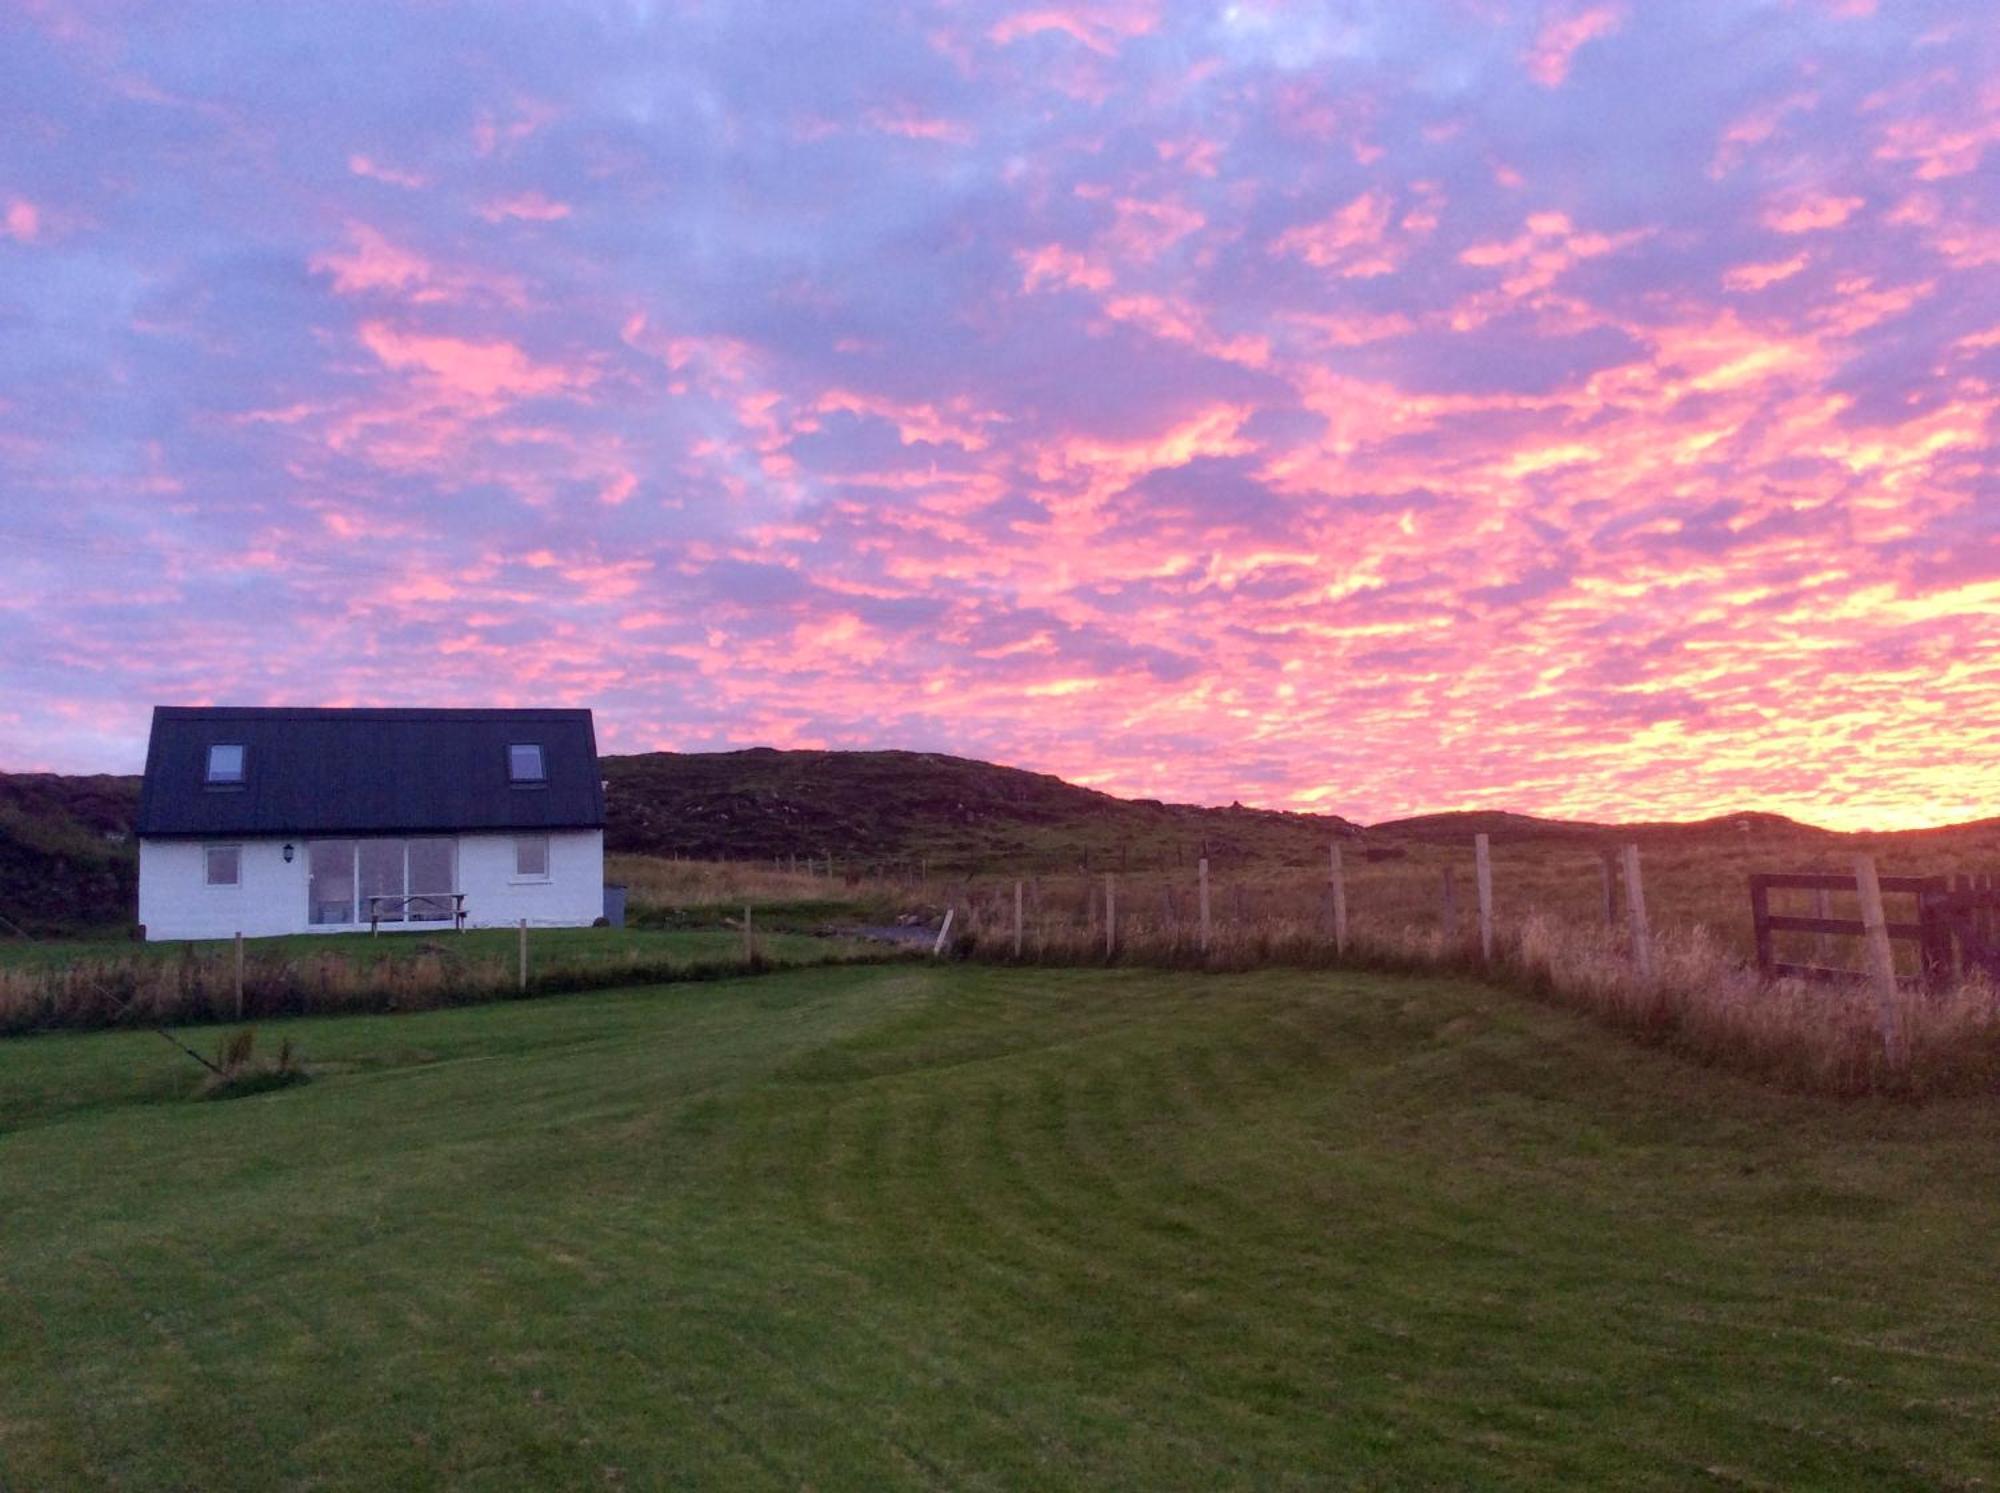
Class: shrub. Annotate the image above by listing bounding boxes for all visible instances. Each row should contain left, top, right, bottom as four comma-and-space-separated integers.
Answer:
198, 1028, 310, 1100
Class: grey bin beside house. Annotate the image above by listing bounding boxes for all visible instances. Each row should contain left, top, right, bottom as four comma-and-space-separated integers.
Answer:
134, 706, 607, 941
603, 884, 627, 928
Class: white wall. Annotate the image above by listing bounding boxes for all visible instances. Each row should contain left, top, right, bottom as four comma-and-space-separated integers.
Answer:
139, 830, 604, 940
139, 838, 308, 940
458, 830, 604, 931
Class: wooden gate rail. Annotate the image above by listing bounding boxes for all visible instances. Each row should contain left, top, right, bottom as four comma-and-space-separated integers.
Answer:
1750, 872, 1952, 992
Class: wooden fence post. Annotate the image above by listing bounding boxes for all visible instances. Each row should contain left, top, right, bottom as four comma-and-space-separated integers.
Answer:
1013, 880, 1024, 958
1750, 875, 1774, 977
1104, 872, 1116, 958
1441, 866, 1459, 945
234, 931, 244, 1020
1474, 834, 1494, 964
1198, 857, 1211, 953
1812, 886, 1834, 968
518, 918, 528, 993
1622, 845, 1652, 980
743, 904, 754, 962
1600, 849, 1618, 928
1917, 878, 1952, 994
1329, 843, 1348, 956
931, 908, 955, 957
1854, 855, 1902, 1063
1948, 873, 1966, 982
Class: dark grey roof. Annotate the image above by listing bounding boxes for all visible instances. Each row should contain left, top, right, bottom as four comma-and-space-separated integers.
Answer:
136, 707, 605, 838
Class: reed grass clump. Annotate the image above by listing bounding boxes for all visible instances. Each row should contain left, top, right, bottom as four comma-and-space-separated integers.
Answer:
198, 1028, 309, 1100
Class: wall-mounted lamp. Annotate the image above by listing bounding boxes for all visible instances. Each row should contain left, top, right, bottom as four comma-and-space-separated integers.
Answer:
282, 843, 295, 864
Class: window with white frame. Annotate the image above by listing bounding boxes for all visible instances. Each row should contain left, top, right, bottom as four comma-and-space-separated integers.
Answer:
206, 743, 245, 785
514, 835, 550, 879
204, 845, 241, 886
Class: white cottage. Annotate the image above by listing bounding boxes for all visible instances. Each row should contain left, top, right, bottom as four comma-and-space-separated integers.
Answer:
135, 706, 606, 940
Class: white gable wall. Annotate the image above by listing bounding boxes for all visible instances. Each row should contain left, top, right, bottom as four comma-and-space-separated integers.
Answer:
139, 838, 304, 940
138, 830, 604, 941
458, 830, 605, 931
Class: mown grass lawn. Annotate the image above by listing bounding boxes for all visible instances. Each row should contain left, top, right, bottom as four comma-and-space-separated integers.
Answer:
3, 964, 1998, 1489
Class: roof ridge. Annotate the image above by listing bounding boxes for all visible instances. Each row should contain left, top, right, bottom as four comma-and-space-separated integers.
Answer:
152, 706, 593, 717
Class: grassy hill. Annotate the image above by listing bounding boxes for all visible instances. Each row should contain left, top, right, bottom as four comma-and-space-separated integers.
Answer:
5, 962, 1999, 1487
603, 747, 1360, 871
0, 772, 140, 936
1368, 807, 1838, 846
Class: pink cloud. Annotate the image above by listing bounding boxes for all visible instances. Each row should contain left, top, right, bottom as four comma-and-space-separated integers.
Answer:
1017, 243, 1115, 292
1874, 112, 2000, 181
1156, 135, 1222, 178
347, 154, 428, 189
1269, 190, 1403, 278
357, 322, 590, 402
1457, 209, 1646, 297
1525, 4, 1626, 88
472, 99, 558, 158
1098, 293, 1270, 368
1100, 193, 1205, 262
987, 2, 1159, 55
1763, 192, 1865, 233
1709, 91, 1820, 177
311, 224, 435, 296
476, 191, 572, 223
310, 223, 528, 306
3, 199, 42, 243
815, 388, 998, 450
1724, 252, 1809, 291
862, 105, 974, 144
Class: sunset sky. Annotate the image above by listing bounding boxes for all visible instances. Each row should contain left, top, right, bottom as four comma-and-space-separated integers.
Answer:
1, 1, 1994, 829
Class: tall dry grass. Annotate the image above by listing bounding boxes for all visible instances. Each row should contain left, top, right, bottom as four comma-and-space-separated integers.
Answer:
942, 879, 2000, 1099
607, 854, 919, 922
0, 940, 901, 1038
945, 839, 2000, 976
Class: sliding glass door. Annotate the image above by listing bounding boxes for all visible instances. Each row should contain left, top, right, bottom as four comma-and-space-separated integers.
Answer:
307, 839, 457, 926
406, 839, 457, 921
358, 840, 405, 924
309, 840, 358, 926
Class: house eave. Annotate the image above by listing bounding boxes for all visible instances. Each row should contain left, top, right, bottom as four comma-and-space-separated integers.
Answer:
138, 822, 606, 841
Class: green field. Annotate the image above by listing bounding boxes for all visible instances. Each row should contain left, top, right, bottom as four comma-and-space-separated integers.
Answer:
4, 964, 1998, 1489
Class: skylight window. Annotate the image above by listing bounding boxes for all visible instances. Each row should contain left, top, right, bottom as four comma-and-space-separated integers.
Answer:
206, 743, 245, 785
508, 743, 547, 783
